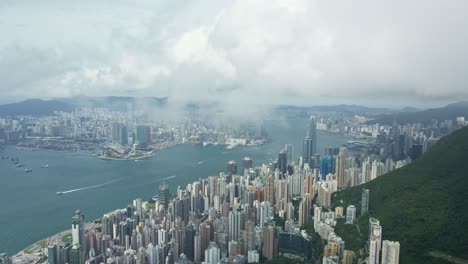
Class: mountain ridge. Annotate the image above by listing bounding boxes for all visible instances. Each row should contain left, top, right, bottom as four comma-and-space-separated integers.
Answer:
332, 126, 468, 263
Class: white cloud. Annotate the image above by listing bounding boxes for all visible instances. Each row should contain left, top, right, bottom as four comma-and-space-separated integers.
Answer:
0, 0, 467, 106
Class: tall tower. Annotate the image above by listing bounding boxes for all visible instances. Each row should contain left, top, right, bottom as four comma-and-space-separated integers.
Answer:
242, 157, 253, 172
277, 149, 288, 176
285, 144, 295, 165
159, 184, 170, 209
227, 160, 237, 182
72, 210, 85, 248
336, 152, 346, 188
302, 116, 316, 167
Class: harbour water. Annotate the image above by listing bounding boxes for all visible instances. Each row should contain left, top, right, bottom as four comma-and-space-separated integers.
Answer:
0, 118, 351, 254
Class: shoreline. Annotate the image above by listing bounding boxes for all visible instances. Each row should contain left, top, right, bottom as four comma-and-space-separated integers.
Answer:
12, 222, 101, 264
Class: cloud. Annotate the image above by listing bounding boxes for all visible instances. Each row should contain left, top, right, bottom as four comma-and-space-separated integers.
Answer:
0, 0, 468, 107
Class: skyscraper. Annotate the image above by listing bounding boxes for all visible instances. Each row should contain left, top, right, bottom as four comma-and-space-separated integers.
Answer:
136, 125, 151, 148
72, 210, 85, 249
381, 240, 400, 264
228, 210, 241, 242
69, 244, 81, 264
285, 144, 295, 165
302, 117, 316, 167
361, 189, 370, 216
227, 160, 237, 182
262, 225, 277, 260
369, 218, 382, 264
159, 184, 170, 209
204, 242, 220, 264
242, 157, 253, 171
336, 152, 346, 188
320, 156, 335, 180
346, 205, 356, 224
277, 149, 288, 176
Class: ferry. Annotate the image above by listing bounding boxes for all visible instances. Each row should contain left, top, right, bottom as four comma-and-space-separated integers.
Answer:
25, 168, 32, 173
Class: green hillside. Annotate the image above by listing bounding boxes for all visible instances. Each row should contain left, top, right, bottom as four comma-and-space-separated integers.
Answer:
332, 126, 468, 264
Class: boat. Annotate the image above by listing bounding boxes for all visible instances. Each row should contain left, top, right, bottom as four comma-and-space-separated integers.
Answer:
16, 163, 25, 167
40, 164, 49, 168
56, 192, 63, 195
25, 168, 32, 173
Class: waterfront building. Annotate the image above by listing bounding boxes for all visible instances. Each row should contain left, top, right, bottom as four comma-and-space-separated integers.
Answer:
72, 210, 85, 251
159, 184, 170, 210
242, 157, 253, 171
136, 125, 151, 148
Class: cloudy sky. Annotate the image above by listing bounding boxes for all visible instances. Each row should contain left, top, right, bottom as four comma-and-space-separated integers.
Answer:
0, 0, 467, 107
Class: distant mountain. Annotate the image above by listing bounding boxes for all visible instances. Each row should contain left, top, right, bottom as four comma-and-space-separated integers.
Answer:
0, 96, 169, 116
0, 99, 74, 116
400, 106, 420, 112
61, 96, 168, 110
277, 104, 396, 115
368, 101, 468, 125
332, 126, 468, 263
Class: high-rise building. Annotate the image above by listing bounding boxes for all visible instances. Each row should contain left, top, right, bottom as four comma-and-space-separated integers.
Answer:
336, 152, 346, 188
244, 220, 255, 254
312, 154, 321, 169
298, 200, 309, 226
112, 123, 128, 146
69, 244, 81, 264
361, 189, 370, 216
381, 240, 400, 264
285, 144, 295, 165
47, 243, 58, 264
159, 184, 170, 209
369, 218, 382, 264
204, 242, 220, 264
277, 149, 288, 176
320, 156, 335, 180
228, 210, 241, 242
262, 225, 277, 260
136, 125, 151, 148
72, 210, 85, 249
242, 157, 253, 171
342, 250, 355, 264
227, 160, 237, 182
302, 117, 316, 167
346, 205, 356, 224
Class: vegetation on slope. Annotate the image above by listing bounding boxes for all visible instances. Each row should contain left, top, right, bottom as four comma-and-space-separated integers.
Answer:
332, 126, 468, 263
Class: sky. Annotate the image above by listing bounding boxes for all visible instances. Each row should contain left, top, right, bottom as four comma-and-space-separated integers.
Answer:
0, 0, 467, 107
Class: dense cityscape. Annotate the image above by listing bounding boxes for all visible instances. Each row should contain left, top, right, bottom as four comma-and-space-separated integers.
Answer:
2, 1, 468, 263
1, 108, 466, 264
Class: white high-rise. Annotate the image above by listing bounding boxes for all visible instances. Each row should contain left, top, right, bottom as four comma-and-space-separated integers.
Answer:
369, 220, 382, 264
381, 240, 400, 264
204, 242, 220, 264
